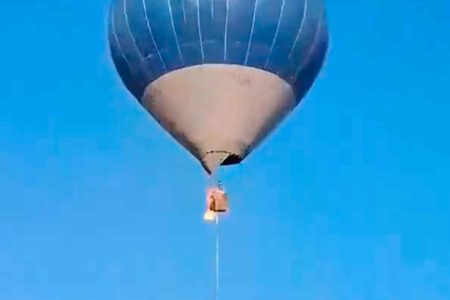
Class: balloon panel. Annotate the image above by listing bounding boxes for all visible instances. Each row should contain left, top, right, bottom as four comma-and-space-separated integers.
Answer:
108, 0, 328, 101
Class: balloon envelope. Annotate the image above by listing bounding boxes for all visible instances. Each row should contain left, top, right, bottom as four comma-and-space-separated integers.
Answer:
108, 0, 328, 173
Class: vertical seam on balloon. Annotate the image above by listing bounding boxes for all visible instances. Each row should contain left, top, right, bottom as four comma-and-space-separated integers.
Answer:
264, 0, 285, 69
111, 4, 130, 68
168, 0, 184, 63
124, 0, 145, 58
142, 0, 167, 72
111, 2, 143, 99
197, 0, 205, 61
181, 0, 187, 23
244, 0, 258, 65
211, 0, 214, 19
294, 16, 322, 80
224, 0, 229, 60
289, 0, 308, 58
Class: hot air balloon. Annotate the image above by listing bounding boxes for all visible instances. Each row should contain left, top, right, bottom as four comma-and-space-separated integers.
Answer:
108, 0, 328, 175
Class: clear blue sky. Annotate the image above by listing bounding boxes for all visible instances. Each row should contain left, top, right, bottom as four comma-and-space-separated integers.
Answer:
1, 0, 449, 299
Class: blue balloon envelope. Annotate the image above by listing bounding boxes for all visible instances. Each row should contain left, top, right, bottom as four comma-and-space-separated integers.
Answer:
108, 0, 328, 173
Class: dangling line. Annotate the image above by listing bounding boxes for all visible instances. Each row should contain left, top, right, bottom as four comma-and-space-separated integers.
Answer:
215, 214, 220, 300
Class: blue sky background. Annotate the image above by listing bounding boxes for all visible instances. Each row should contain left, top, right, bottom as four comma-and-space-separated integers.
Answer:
1, 0, 450, 299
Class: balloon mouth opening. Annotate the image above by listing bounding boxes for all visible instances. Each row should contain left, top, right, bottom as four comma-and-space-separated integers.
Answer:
202, 151, 243, 174
221, 154, 242, 166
